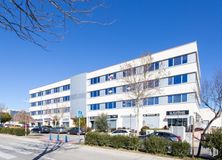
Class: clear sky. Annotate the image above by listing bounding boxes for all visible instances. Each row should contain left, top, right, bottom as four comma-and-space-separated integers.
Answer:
0, 0, 222, 110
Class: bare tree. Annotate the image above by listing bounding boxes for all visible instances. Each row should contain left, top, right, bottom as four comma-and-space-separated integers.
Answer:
120, 54, 167, 134
0, 0, 109, 48
197, 70, 222, 157
13, 110, 34, 135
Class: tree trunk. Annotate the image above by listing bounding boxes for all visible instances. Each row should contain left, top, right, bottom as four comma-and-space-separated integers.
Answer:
136, 101, 140, 136
197, 113, 220, 157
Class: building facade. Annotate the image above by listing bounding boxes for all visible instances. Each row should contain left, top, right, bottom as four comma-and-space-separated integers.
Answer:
29, 42, 201, 131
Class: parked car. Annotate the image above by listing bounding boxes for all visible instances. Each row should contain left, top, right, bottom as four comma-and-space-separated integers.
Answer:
67, 127, 85, 135
50, 127, 67, 134
30, 126, 51, 134
139, 131, 181, 142
0, 124, 4, 128
109, 129, 131, 136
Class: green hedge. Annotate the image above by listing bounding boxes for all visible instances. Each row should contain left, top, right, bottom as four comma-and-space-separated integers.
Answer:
0, 127, 28, 136
143, 136, 169, 154
171, 141, 190, 158
85, 132, 191, 158
85, 132, 140, 150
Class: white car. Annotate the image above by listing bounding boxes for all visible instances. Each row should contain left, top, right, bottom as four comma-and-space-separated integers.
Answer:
110, 129, 131, 136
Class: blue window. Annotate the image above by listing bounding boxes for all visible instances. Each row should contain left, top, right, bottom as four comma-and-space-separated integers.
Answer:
63, 84, 70, 91
31, 102, 36, 107
155, 62, 159, 70
174, 75, 181, 84
38, 101, 43, 106
174, 94, 181, 103
168, 96, 173, 103
122, 100, 135, 107
182, 74, 188, 83
123, 85, 131, 92
54, 98, 60, 103
106, 73, 116, 81
182, 94, 187, 102
54, 87, 60, 93
38, 91, 43, 96
91, 77, 100, 84
105, 102, 116, 109
38, 111, 43, 115
105, 87, 116, 95
31, 93, 36, 98
90, 104, 100, 110
63, 107, 70, 113
123, 68, 136, 77
63, 96, 70, 102
182, 55, 188, 64
45, 99, 51, 104
45, 89, 51, 95
90, 90, 100, 97
148, 63, 155, 71
174, 56, 182, 66
168, 94, 188, 104
168, 77, 173, 85
31, 111, 36, 116
168, 58, 173, 67
144, 97, 159, 105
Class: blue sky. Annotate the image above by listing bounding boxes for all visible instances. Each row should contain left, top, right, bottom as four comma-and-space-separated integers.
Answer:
0, 0, 222, 110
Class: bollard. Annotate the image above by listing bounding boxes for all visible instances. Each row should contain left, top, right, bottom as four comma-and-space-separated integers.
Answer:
56, 134, 60, 142
49, 134, 52, 141
65, 135, 68, 143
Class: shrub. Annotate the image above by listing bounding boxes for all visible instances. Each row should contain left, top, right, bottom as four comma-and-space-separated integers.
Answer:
143, 136, 169, 154
97, 133, 110, 146
0, 127, 26, 136
171, 141, 190, 158
202, 128, 222, 159
127, 136, 140, 150
109, 135, 128, 149
85, 132, 100, 145
140, 126, 149, 135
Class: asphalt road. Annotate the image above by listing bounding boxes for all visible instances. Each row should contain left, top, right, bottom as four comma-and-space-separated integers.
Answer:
0, 134, 177, 160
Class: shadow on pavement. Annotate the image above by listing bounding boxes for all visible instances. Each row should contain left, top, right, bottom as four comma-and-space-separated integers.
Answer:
32, 142, 63, 160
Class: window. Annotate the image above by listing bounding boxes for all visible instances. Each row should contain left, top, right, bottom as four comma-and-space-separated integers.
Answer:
182, 94, 187, 102
105, 87, 116, 95
38, 91, 43, 96
144, 62, 159, 72
38, 110, 43, 115
144, 79, 159, 89
144, 97, 159, 105
168, 58, 173, 67
63, 107, 70, 113
45, 89, 51, 95
63, 96, 70, 102
168, 77, 173, 85
90, 90, 100, 97
182, 74, 187, 83
174, 75, 181, 84
54, 108, 60, 113
91, 77, 100, 84
168, 94, 188, 103
122, 100, 135, 107
168, 55, 188, 67
38, 101, 43, 106
122, 85, 131, 92
90, 104, 100, 110
123, 68, 136, 77
63, 84, 70, 91
31, 111, 36, 115
174, 56, 182, 66
31, 93, 36, 98
105, 102, 116, 109
106, 73, 116, 81
54, 98, 60, 103
45, 99, 51, 104
31, 102, 36, 107
168, 74, 188, 85
168, 95, 173, 103
182, 55, 187, 64
54, 87, 60, 93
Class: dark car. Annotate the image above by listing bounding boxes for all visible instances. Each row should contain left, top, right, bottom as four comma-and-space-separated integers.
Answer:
67, 127, 85, 135
139, 131, 181, 142
0, 124, 4, 128
50, 127, 67, 134
31, 126, 51, 134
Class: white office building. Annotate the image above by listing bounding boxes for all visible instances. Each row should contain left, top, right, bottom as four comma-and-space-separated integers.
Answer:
29, 42, 201, 131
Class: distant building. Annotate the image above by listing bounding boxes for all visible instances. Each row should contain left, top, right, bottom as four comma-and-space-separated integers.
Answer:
29, 42, 204, 131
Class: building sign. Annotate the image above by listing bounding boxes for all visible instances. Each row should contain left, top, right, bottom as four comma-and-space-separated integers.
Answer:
166, 110, 189, 116
143, 114, 160, 117
89, 115, 118, 121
